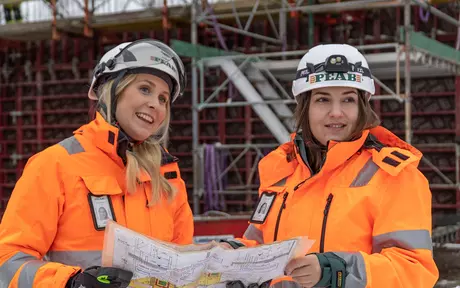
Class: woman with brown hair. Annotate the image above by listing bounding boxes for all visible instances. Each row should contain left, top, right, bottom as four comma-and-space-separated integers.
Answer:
221, 44, 439, 288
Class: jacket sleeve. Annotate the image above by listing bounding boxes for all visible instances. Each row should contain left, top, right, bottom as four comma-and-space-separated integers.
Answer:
171, 172, 194, 245
333, 167, 439, 288
0, 150, 81, 288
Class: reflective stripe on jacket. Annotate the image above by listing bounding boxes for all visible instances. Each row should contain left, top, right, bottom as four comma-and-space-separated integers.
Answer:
0, 112, 194, 287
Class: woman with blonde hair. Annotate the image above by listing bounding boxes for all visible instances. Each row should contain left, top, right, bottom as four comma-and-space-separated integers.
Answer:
0, 39, 193, 288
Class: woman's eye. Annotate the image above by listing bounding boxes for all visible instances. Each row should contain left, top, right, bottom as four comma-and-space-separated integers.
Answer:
159, 96, 168, 104
140, 86, 150, 94
316, 97, 328, 102
344, 97, 356, 103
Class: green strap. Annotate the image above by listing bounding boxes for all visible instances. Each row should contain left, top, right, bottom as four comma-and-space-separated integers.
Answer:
312, 253, 347, 288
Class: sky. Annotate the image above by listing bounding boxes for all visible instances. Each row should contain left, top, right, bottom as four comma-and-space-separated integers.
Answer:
1, 0, 227, 24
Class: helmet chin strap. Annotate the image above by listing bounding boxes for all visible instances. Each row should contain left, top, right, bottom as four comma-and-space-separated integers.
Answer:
97, 70, 144, 164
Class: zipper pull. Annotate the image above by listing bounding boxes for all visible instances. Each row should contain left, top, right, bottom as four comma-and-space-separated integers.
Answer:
324, 194, 333, 215
273, 192, 289, 242
320, 193, 334, 253
294, 179, 307, 191
282, 192, 288, 208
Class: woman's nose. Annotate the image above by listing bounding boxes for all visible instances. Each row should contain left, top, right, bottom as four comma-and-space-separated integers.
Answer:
328, 102, 344, 117
147, 95, 160, 109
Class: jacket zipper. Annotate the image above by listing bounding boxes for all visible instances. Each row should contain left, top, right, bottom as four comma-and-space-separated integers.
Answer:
294, 141, 337, 191
273, 192, 289, 242
320, 193, 334, 253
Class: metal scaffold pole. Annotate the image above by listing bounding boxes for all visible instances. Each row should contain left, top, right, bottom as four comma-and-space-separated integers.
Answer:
404, 0, 412, 144
191, 0, 201, 215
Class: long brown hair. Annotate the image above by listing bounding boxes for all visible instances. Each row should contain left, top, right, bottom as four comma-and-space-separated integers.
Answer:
294, 90, 380, 172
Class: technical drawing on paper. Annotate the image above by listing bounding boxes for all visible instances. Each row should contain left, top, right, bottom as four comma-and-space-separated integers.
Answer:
205, 239, 298, 285
112, 228, 175, 277
106, 224, 312, 288
215, 239, 295, 270
112, 227, 210, 286
129, 240, 173, 275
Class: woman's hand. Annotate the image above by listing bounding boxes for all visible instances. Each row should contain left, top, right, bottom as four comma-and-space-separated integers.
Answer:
218, 242, 235, 249
284, 254, 322, 288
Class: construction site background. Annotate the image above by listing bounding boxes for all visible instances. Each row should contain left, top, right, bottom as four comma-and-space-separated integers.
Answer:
0, 0, 459, 286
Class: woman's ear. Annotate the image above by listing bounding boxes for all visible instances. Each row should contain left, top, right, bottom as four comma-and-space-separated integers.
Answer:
88, 89, 98, 100
88, 82, 98, 100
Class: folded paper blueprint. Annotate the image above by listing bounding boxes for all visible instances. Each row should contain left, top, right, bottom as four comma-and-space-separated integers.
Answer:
102, 220, 314, 288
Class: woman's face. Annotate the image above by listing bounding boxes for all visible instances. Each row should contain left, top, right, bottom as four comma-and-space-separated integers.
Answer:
308, 86, 360, 146
115, 74, 170, 141
98, 207, 108, 220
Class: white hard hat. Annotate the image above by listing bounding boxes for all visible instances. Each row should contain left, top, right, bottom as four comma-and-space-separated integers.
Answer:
292, 44, 375, 100
88, 39, 186, 103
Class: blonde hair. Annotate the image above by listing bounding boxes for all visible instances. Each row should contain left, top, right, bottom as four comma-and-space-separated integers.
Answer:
294, 90, 381, 172
97, 74, 176, 205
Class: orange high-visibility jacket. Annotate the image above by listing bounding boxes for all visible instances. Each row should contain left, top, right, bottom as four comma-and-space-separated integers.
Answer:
0, 112, 194, 288
238, 126, 438, 288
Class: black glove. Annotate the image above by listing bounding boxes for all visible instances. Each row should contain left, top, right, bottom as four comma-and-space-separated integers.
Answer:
66, 266, 133, 288
226, 280, 272, 288
220, 240, 245, 249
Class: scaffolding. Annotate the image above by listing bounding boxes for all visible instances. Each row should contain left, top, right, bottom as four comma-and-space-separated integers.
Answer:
187, 0, 460, 234
0, 0, 195, 40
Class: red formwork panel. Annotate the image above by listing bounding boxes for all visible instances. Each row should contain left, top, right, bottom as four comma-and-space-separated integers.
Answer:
0, 38, 96, 216
194, 217, 249, 238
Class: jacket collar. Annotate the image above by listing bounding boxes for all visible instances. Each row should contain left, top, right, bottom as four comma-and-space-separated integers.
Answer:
292, 130, 369, 176
74, 112, 179, 182
322, 130, 370, 173
75, 112, 123, 165
259, 126, 422, 189
368, 126, 422, 159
